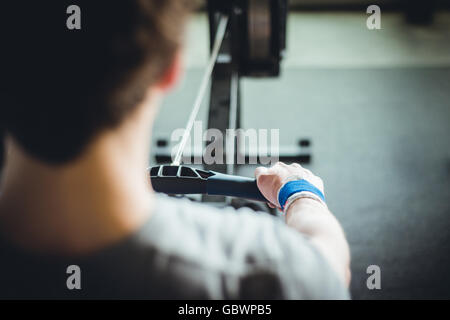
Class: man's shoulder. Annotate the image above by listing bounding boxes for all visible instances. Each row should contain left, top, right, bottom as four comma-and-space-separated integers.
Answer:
130, 195, 349, 299
139, 195, 286, 270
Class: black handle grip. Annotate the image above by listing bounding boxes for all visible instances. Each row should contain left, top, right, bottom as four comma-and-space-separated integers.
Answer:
207, 172, 266, 202
149, 165, 267, 202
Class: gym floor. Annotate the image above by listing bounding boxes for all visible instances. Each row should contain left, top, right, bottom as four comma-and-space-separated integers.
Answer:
152, 12, 450, 299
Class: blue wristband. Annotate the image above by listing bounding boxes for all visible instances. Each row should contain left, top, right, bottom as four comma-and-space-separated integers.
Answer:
278, 180, 325, 210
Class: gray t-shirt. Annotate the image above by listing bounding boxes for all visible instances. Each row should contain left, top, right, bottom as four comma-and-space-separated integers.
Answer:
0, 195, 349, 299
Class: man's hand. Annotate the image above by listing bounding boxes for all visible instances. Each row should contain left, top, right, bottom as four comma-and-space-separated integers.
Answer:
255, 162, 324, 209
255, 162, 351, 287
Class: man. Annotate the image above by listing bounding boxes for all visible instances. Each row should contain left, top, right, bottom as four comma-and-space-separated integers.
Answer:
0, 1, 350, 299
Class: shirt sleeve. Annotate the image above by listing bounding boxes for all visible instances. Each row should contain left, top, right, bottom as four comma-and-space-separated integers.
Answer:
150, 196, 350, 300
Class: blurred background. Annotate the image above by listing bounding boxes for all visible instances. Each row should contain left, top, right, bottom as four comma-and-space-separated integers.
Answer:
151, 0, 450, 299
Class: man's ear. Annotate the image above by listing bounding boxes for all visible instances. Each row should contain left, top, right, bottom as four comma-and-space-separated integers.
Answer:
155, 51, 183, 92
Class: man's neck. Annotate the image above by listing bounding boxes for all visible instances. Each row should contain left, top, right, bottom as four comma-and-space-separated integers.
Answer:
0, 100, 158, 256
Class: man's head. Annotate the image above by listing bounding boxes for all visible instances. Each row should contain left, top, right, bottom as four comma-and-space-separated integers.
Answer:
0, 1, 191, 166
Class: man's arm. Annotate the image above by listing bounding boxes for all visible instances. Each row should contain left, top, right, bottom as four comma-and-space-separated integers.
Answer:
255, 162, 351, 286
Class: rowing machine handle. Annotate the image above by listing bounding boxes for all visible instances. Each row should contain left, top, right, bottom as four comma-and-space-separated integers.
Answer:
207, 172, 266, 202
149, 165, 267, 202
